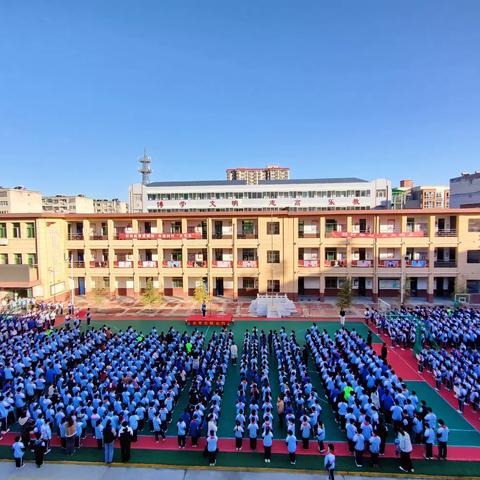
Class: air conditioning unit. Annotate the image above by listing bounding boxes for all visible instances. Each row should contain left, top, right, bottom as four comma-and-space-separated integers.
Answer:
0, 239, 8, 246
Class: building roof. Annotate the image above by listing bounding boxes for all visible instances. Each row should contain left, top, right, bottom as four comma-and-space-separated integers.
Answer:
147, 180, 247, 187
147, 177, 368, 187
258, 178, 368, 185
2, 207, 477, 221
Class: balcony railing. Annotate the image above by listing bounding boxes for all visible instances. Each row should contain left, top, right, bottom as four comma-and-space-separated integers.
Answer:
298, 231, 320, 239
114, 260, 133, 268
324, 259, 347, 267
237, 260, 258, 268
325, 225, 347, 237
67, 233, 84, 240
378, 259, 401, 268
162, 260, 182, 268
434, 260, 457, 268
212, 233, 233, 240
90, 261, 108, 268
298, 259, 319, 267
351, 259, 373, 268
71, 261, 85, 268
435, 229, 457, 237
187, 260, 207, 268
89, 234, 108, 240
212, 260, 233, 268
138, 260, 158, 268
237, 232, 258, 239
406, 260, 429, 268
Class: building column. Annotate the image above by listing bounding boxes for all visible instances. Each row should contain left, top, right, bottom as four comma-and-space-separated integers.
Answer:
372, 275, 378, 302
427, 275, 434, 303
319, 275, 325, 302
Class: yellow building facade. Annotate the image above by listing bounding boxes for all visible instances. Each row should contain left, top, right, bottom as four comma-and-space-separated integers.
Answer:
1, 209, 480, 303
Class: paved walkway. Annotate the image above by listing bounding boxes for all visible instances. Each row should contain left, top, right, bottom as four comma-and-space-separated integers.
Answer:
0, 462, 424, 480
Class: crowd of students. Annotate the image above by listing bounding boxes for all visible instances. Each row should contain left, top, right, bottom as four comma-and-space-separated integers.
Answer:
306, 324, 451, 472
0, 307, 210, 467
377, 306, 480, 417
1, 299, 465, 476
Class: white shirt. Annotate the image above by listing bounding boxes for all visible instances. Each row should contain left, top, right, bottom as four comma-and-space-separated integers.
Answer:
398, 432, 412, 453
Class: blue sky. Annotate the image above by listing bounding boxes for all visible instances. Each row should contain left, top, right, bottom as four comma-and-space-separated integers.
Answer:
0, 1, 479, 199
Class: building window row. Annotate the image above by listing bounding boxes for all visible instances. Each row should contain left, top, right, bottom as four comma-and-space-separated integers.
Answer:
147, 189, 372, 201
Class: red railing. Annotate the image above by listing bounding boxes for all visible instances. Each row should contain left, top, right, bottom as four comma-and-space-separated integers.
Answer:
324, 259, 347, 267
138, 260, 158, 268
90, 261, 109, 268
378, 259, 401, 268
187, 260, 207, 268
298, 259, 319, 267
351, 259, 373, 268
405, 260, 429, 267
113, 260, 133, 268
162, 260, 182, 268
237, 260, 258, 268
212, 260, 233, 268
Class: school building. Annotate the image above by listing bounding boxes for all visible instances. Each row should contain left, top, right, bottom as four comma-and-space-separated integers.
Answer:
1, 209, 480, 303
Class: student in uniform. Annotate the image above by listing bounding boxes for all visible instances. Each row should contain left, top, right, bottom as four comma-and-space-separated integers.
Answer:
11, 436, 25, 469
437, 420, 449, 460
369, 431, 381, 467
262, 426, 273, 463
324, 443, 336, 480
353, 431, 365, 467
316, 421, 326, 453
177, 417, 187, 448
424, 422, 435, 460
286, 430, 297, 465
207, 430, 218, 466
247, 418, 259, 450
300, 415, 311, 449
233, 420, 244, 451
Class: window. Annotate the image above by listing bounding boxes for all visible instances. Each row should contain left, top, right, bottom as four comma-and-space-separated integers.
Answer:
26, 223, 35, 238
325, 277, 338, 289
467, 280, 480, 294
267, 250, 280, 263
266, 222, 280, 235
0, 223, 6, 238
243, 278, 256, 289
467, 250, 480, 263
172, 278, 183, 288
267, 279, 280, 292
468, 219, 480, 232
0, 253, 7, 264
27, 253, 37, 266
12, 223, 21, 238
14, 253, 22, 264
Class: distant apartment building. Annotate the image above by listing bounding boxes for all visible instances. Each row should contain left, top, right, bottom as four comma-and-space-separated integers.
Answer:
450, 172, 480, 208
94, 198, 128, 214
391, 180, 449, 209
43, 195, 95, 214
226, 164, 290, 184
0, 187, 43, 214
129, 177, 391, 213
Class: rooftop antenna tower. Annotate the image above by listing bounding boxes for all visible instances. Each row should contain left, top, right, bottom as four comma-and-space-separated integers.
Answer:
138, 148, 152, 185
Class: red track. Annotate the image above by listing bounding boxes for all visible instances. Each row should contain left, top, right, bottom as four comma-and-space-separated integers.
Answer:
1, 432, 478, 461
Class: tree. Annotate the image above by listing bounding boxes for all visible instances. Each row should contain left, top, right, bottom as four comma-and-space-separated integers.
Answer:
140, 278, 163, 306
193, 281, 209, 304
336, 279, 353, 310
